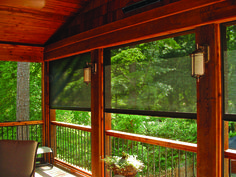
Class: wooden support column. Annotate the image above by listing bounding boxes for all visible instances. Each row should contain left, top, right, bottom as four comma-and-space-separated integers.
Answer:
91, 49, 104, 177
42, 61, 50, 148
196, 24, 223, 177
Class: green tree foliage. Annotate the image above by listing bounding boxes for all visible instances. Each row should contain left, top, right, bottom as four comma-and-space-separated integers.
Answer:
0, 61, 42, 122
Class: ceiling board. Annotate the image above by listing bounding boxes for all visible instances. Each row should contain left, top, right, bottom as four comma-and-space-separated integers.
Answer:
0, 0, 90, 45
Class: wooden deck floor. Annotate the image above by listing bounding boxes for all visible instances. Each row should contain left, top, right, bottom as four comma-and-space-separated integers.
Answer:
35, 166, 77, 177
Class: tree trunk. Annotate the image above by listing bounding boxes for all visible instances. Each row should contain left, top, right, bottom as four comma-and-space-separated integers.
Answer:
16, 62, 30, 140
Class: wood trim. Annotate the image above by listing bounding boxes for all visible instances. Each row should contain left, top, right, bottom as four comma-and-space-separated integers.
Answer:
54, 158, 92, 177
41, 61, 46, 147
91, 49, 104, 177
225, 149, 236, 159
0, 44, 44, 62
44, 1, 236, 61
51, 121, 92, 132
0, 120, 43, 127
196, 24, 223, 177
106, 130, 197, 153
44, 61, 50, 147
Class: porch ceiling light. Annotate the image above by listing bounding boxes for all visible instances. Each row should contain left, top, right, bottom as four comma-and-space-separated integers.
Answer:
83, 62, 97, 85
190, 44, 210, 81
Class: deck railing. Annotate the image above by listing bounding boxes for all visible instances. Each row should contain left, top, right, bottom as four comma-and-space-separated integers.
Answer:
51, 121, 92, 176
106, 130, 197, 177
2, 121, 236, 176
0, 120, 43, 144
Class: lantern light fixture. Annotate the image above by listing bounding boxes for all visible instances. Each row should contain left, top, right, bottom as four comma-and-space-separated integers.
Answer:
83, 62, 97, 85
190, 44, 210, 81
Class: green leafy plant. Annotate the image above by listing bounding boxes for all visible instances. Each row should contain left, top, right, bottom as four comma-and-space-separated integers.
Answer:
103, 152, 144, 176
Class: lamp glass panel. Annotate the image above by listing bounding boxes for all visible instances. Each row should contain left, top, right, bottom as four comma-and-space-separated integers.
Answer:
84, 67, 91, 83
192, 53, 204, 76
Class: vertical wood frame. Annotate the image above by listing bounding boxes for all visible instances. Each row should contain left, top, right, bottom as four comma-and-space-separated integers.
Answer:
196, 24, 223, 177
43, 61, 51, 147
91, 49, 104, 177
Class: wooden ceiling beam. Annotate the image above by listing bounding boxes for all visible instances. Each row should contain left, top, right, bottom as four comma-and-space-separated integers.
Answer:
45, 0, 225, 53
0, 44, 44, 62
44, 1, 235, 61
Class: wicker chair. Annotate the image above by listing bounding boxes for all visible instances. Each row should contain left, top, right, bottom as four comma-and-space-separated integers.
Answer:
0, 140, 39, 177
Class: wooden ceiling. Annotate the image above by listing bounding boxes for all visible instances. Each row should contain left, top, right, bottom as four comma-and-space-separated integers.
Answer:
0, 0, 90, 46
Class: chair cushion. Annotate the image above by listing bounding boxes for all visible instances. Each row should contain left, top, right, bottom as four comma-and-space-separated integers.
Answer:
0, 140, 38, 177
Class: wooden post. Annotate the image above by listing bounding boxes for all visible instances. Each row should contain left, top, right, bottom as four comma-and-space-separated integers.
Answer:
42, 61, 51, 163
196, 24, 223, 177
91, 49, 104, 177
50, 109, 57, 158
104, 49, 112, 177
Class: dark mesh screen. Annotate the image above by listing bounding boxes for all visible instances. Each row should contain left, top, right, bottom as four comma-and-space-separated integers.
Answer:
224, 25, 236, 114
105, 34, 196, 113
49, 53, 91, 109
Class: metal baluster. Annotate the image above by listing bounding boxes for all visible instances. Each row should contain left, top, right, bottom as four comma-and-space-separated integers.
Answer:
27, 125, 29, 140
80, 130, 82, 167
82, 130, 84, 168
85, 130, 87, 169
153, 145, 155, 176
117, 138, 119, 155
71, 128, 73, 164
147, 144, 149, 177
63, 127, 66, 161
142, 142, 144, 177
7, 126, 9, 139
11, 127, 14, 140
193, 152, 195, 177
36, 125, 38, 142
172, 148, 174, 177
185, 151, 187, 177
178, 150, 181, 177
122, 138, 124, 153
76, 129, 78, 166
165, 147, 167, 177
159, 146, 161, 177
30, 125, 32, 140
131, 141, 133, 154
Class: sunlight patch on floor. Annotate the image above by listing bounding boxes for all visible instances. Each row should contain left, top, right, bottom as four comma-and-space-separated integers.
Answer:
35, 166, 77, 177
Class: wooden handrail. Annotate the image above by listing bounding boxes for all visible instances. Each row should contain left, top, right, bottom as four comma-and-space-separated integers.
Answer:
225, 149, 236, 159
51, 121, 91, 132
106, 130, 197, 153
0, 120, 43, 127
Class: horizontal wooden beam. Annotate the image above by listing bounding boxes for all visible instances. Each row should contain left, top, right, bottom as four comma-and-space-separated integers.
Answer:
45, 0, 223, 53
51, 121, 91, 132
44, 0, 234, 61
0, 120, 43, 127
0, 44, 44, 62
106, 130, 197, 153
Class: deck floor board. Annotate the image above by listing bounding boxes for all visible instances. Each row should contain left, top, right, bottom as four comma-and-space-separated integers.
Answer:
35, 166, 77, 177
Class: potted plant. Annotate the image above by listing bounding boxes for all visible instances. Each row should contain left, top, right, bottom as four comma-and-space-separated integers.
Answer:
103, 152, 144, 177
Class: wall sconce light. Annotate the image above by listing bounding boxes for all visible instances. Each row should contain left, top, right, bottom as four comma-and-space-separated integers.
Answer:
190, 44, 210, 80
83, 62, 97, 85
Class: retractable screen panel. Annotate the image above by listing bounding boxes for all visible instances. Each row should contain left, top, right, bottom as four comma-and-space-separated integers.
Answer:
49, 53, 91, 109
224, 24, 236, 114
105, 33, 196, 113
